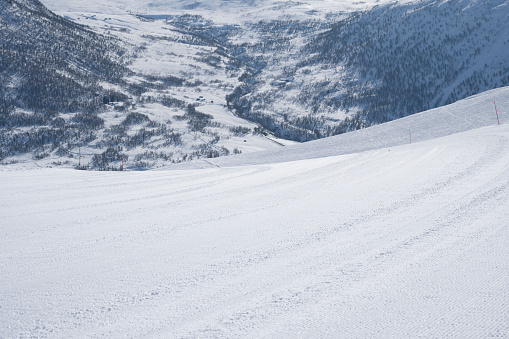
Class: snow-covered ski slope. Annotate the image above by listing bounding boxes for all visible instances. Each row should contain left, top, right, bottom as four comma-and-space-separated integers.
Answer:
1, 87, 509, 337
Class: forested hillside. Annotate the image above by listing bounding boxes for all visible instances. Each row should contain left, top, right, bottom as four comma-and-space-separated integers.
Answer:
2, 0, 508, 168
227, 0, 509, 140
0, 0, 129, 113
0, 1, 276, 169
0, 0, 131, 161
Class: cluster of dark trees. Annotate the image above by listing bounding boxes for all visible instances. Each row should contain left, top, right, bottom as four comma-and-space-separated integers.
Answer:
0, 0, 129, 115
91, 146, 128, 170
164, 14, 241, 47
101, 113, 183, 150
184, 104, 213, 132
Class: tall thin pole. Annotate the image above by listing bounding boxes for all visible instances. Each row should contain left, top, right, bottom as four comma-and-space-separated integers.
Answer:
495, 102, 500, 125
79, 146, 81, 170
409, 129, 412, 144
122, 155, 124, 172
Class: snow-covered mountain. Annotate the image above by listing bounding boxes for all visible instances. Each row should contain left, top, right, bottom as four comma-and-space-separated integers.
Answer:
1, 0, 293, 169
2, 86, 508, 337
1, 0, 508, 169
227, 0, 509, 140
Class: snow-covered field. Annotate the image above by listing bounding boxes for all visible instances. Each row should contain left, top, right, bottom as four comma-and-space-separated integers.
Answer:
43, 0, 399, 22
1, 87, 509, 337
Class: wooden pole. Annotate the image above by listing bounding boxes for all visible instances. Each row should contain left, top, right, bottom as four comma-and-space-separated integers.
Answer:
495, 102, 500, 125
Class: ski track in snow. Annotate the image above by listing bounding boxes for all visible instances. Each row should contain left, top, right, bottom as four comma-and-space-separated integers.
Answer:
1, 88, 509, 337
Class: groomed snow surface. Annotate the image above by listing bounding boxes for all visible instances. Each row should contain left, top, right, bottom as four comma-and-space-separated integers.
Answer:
2, 88, 509, 337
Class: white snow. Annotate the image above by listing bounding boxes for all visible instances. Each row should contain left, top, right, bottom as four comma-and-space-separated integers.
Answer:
42, 0, 409, 23
1, 87, 509, 337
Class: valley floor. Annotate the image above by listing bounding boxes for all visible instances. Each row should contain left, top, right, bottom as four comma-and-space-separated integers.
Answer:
1, 122, 509, 337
